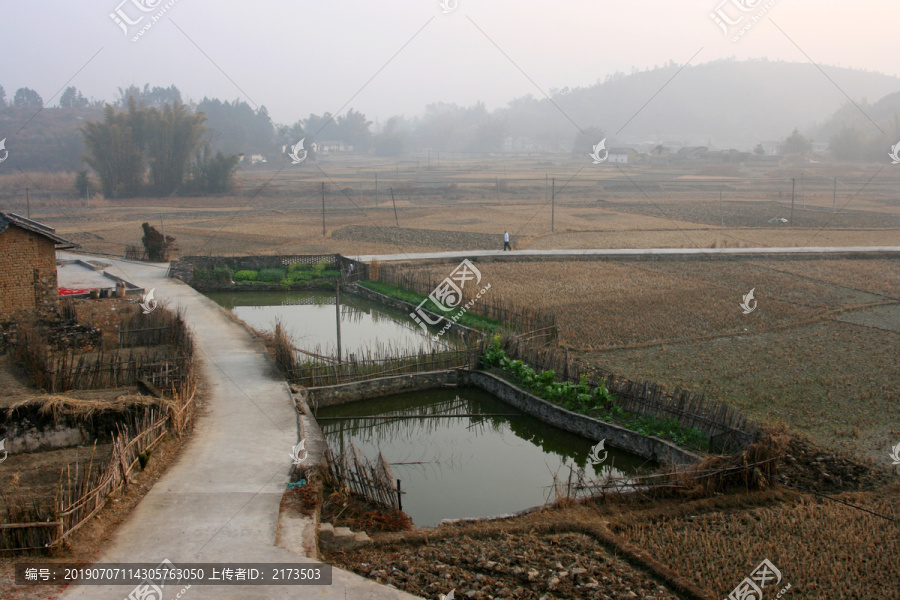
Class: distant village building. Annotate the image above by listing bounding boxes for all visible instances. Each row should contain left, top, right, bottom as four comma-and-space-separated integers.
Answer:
502, 136, 566, 154
0, 212, 78, 320
608, 148, 637, 164
676, 146, 709, 161
316, 141, 352, 153
250, 154, 267, 164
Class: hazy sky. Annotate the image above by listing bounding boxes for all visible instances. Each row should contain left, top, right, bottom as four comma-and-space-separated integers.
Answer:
3, 1, 898, 128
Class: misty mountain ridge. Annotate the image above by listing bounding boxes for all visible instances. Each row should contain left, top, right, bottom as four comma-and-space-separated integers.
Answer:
495, 59, 900, 151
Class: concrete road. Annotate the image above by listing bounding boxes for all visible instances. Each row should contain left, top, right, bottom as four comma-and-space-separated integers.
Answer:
56, 254, 420, 600
351, 245, 900, 263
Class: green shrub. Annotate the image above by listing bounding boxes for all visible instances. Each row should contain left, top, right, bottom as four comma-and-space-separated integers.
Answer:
258, 268, 287, 282
288, 262, 311, 273
482, 346, 708, 450
322, 269, 341, 279
312, 259, 331, 278
213, 265, 233, 282
291, 271, 315, 282
193, 266, 212, 280
234, 270, 258, 281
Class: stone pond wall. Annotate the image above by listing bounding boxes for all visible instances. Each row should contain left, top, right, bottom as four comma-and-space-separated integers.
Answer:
168, 254, 368, 288
302, 369, 699, 465
304, 370, 458, 409
460, 371, 699, 465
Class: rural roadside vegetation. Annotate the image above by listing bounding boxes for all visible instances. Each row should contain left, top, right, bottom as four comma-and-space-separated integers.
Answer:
1, 298, 199, 598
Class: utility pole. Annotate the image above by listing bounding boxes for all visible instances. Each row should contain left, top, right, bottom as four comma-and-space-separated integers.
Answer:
390, 187, 399, 226
720, 190, 724, 227
335, 281, 342, 364
25, 188, 30, 219
801, 170, 805, 210
321, 182, 326, 236
790, 178, 795, 224
551, 177, 556, 233
159, 214, 167, 259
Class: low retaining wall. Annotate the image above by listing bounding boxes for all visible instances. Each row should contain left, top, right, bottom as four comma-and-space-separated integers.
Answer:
189, 280, 338, 293
302, 369, 699, 465
460, 371, 699, 465
169, 254, 369, 286
305, 370, 458, 409
0, 403, 149, 453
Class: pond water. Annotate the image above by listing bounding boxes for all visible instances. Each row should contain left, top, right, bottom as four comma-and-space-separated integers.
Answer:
206, 290, 444, 356
317, 387, 651, 527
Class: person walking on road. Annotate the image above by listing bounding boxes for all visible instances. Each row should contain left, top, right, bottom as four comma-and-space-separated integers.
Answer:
503, 231, 511, 251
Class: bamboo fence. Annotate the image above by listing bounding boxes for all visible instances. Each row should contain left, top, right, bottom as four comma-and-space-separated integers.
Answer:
2, 309, 197, 554
11, 307, 193, 393
0, 376, 198, 553
556, 456, 780, 502
273, 323, 483, 387
502, 336, 758, 449
376, 264, 557, 342
325, 445, 402, 511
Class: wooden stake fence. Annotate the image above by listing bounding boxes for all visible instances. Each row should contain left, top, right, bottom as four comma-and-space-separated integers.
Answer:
377, 265, 557, 342
325, 445, 403, 511
502, 336, 757, 447
1, 373, 198, 553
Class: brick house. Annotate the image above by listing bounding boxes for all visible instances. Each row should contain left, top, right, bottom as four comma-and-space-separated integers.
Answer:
0, 212, 78, 321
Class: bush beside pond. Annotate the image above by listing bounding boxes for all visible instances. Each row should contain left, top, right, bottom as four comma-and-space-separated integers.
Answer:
482, 340, 707, 451
194, 259, 340, 288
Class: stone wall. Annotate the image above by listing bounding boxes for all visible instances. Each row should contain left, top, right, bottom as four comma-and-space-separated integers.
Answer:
169, 254, 341, 284
302, 369, 699, 465
0, 226, 58, 320
304, 370, 458, 409
460, 371, 699, 465
1, 402, 150, 453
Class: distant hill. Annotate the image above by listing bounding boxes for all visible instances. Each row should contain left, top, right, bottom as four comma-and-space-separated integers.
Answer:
497, 59, 900, 151
810, 92, 900, 143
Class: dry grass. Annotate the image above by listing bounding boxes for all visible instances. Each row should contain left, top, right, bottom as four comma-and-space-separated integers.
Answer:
612, 488, 900, 598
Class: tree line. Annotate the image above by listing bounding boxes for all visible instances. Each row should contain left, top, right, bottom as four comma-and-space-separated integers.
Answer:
81, 98, 238, 198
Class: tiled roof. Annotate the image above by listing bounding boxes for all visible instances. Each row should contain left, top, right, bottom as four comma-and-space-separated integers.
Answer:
0, 212, 80, 249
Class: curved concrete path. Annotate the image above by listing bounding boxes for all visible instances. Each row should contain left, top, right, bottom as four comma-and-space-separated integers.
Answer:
353, 245, 900, 263
57, 253, 419, 600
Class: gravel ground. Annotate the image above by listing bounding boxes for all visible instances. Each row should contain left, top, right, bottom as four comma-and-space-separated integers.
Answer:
328, 531, 680, 600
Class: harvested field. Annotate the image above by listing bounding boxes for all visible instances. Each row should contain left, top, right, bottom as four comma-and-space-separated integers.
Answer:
612, 489, 900, 599
397, 259, 900, 462
5, 158, 892, 258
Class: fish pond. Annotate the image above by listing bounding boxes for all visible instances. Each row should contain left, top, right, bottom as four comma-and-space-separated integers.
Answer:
206, 290, 444, 356
317, 387, 650, 527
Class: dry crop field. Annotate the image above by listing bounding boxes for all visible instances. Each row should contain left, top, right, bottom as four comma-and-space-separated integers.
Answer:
3, 156, 897, 459
610, 490, 900, 598
2, 156, 899, 257
402, 258, 900, 463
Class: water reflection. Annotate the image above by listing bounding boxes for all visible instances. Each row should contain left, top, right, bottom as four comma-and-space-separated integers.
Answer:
206, 290, 447, 356
317, 387, 652, 526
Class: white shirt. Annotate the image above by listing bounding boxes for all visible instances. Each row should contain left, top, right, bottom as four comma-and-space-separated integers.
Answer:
504, 232, 509, 242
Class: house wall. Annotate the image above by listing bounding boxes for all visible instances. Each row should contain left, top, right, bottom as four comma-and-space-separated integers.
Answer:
0, 226, 58, 320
